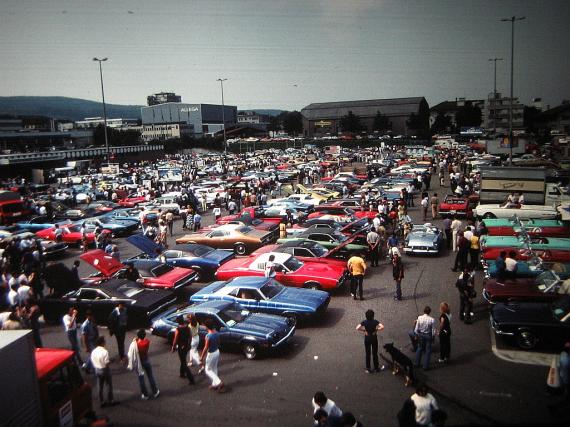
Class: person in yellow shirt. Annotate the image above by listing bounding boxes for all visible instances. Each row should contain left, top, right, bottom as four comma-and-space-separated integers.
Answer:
469, 233, 480, 270
348, 253, 367, 301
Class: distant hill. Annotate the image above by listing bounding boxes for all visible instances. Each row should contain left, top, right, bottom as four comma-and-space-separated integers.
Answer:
0, 96, 143, 121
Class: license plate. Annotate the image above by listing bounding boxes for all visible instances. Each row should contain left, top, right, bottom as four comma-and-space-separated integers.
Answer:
12, 212, 21, 217
449, 210, 456, 214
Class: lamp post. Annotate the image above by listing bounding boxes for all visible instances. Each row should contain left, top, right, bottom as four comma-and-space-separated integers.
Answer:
217, 78, 228, 155
488, 57, 503, 135
93, 57, 110, 164
501, 16, 525, 164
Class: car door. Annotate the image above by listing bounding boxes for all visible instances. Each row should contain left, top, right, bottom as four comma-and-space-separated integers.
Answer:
75, 288, 112, 324
233, 288, 262, 312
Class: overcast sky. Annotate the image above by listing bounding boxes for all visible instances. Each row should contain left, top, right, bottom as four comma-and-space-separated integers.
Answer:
1, 0, 569, 111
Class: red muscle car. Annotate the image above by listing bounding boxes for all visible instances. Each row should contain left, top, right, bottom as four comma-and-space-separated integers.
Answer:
439, 195, 479, 218
36, 224, 96, 245
118, 195, 147, 208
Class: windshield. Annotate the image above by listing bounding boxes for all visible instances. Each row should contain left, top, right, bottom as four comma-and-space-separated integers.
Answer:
536, 271, 559, 289
236, 226, 253, 234
260, 281, 284, 299
310, 244, 328, 257
218, 305, 250, 326
331, 232, 347, 242
151, 264, 174, 276
190, 245, 214, 257
117, 284, 143, 298
283, 256, 303, 272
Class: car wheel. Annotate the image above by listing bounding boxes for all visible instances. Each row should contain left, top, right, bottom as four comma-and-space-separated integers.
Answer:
516, 329, 538, 350
234, 243, 247, 255
483, 212, 496, 219
242, 342, 257, 359
304, 282, 321, 291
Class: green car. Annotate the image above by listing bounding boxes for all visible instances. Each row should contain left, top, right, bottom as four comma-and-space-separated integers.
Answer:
480, 235, 570, 251
277, 229, 368, 256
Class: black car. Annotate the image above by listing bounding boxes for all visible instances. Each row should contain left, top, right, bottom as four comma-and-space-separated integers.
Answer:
40, 279, 177, 328
490, 296, 570, 350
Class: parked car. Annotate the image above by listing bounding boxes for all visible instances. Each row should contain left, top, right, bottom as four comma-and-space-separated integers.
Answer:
253, 239, 351, 263
150, 300, 296, 359
15, 216, 63, 231
480, 235, 570, 261
482, 218, 570, 237
490, 295, 570, 350
215, 251, 349, 291
403, 224, 444, 255
77, 216, 139, 237
36, 224, 96, 245
0, 231, 68, 259
473, 203, 558, 220
127, 234, 235, 281
483, 270, 570, 304
80, 249, 197, 290
40, 279, 177, 328
439, 195, 478, 218
189, 276, 330, 322
176, 224, 274, 255
277, 228, 368, 255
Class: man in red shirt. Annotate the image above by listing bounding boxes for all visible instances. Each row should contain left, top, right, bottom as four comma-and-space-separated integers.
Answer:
127, 329, 160, 400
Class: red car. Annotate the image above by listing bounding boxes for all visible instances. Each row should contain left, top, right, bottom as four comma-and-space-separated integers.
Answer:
483, 219, 570, 237
482, 271, 566, 304
118, 195, 147, 208
80, 249, 197, 290
215, 252, 349, 291
36, 224, 96, 245
439, 195, 479, 218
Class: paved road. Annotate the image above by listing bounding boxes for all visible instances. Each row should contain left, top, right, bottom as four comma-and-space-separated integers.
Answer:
38, 176, 570, 426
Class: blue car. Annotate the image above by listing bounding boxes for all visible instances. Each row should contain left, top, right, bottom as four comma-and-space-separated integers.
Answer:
150, 300, 296, 359
16, 216, 69, 231
77, 216, 139, 236
127, 234, 234, 281
100, 208, 142, 224
190, 276, 330, 322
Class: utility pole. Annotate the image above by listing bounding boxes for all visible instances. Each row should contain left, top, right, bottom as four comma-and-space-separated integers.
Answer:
488, 58, 503, 135
217, 78, 228, 155
93, 57, 110, 164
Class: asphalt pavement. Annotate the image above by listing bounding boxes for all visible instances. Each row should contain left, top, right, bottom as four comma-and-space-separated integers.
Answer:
38, 175, 570, 427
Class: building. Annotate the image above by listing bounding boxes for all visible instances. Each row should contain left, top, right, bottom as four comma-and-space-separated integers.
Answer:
429, 98, 485, 131
147, 92, 182, 106
539, 101, 570, 134
237, 111, 271, 131
75, 117, 140, 130
301, 97, 429, 138
483, 92, 524, 135
141, 103, 237, 142
0, 119, 23, 132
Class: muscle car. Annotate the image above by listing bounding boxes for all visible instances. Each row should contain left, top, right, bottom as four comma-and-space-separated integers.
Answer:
490, 296, 570, 349
189, 276, 330, 322
16, 216, 65, 231
215, 252, 349, 291
403, 224, 444, 255
118, 194, 147, 208
40, 279, 177, 328
277, 228, 368, 254
36, 224, 96, 245
473, 203, 558, 220
150, 300, 296, 359
176, 224, 274, 255
80, 249, 197, 290
483, 270, 570, 304
480, 235, 570, 261
439, 195, 478, 218
77, 216, 139, 236
482, 219, 570, 237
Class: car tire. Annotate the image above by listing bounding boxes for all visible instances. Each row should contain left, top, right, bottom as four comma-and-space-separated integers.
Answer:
483, 212, 496, 219
516, 329, 538, 350
304, 281, 321, 291
242, 342, 257, 360
235, 243, 247, 255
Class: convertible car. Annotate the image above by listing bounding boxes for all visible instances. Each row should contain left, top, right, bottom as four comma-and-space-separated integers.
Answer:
480, 236, 570, 261
150, 300, 296, 359
483, 259, 570, 279
40, 279, 177, 328
81, 249, 197, 290
403, 224, 444, 255
490, 295, 570, 350
189, 276, 330, 322
127, 234, 234, 281
482, 218, 570, 237
277, 228, 368, 255
36, 224, 96, 245
483, 270, 570, 304
439, 195, 478, 218
78, 216, 139, 236
473, 203, 558, 220
215, 252, 349, 291
176, 224, 274, 255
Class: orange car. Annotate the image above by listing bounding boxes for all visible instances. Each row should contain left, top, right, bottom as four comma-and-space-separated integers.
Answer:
176, 224, 273, 255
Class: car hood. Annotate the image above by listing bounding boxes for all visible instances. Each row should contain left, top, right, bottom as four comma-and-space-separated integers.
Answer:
131, 288, 177, 308
407, 232, 440, 244
80, 249, 123, 276
127, 234, 163, 257
272, 287, 329, 309
233, 312, 291, 337
201, 249, 235, 264
153, 267, 195, 283
490, 302, 553, 325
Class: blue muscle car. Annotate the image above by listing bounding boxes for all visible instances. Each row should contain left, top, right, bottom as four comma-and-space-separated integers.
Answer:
150, 300, 296, 359
77, 216, 139, 236
127, 234, 234, 281
189, 276, 330, 322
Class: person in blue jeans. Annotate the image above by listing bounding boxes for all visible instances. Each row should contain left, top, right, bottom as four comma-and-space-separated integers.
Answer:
81, 310, 99, 373
414, 306, 437, 370
128, 329, 160, 400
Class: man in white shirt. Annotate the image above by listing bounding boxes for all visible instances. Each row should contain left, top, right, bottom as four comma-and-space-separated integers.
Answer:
8, 284, 19, 307
450, 216, 463, 252
505, 250, 518, 278
414, 306, 437, 370
265, 255, 277, 278
312, 391, 343, 421
91, 336, 115, 407
17, 280, 31, 306
463, 226, 473, 242
410, 384, 439, 426
63, 307, 82, 364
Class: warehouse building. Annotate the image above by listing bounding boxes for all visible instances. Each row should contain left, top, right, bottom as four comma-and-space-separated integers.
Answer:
301, 97, 429, 138
141, 103, 237, 142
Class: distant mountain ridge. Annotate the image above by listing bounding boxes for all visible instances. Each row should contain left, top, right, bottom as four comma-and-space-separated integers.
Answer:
0, 96, 143, 121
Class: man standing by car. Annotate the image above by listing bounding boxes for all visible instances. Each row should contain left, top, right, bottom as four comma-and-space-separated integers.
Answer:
442, 217, 452, 250
430, 193, 439, 220
455, 268, 475, 324
63, 307, 83, 365
366, 227, 380, 267
348, 252, 367, 301
356, 309, 385, 373
392, 254, 405, 301
171, 316, 195, 385
108, 302, 128, 361
450, 216, 462, 252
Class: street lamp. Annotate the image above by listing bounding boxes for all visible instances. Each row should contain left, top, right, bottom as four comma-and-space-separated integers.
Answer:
217, 78, 228, 155
93, 57, 110, 164
488, 57, 503, 135
501, 16, 525, 164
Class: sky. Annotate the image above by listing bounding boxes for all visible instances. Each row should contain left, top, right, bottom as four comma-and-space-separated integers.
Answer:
1, 0, 569, 111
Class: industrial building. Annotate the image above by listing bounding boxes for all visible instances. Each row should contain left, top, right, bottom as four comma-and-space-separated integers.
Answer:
301, 97, 429, 138
141, 103, 237, 142
147, 92, 182, 106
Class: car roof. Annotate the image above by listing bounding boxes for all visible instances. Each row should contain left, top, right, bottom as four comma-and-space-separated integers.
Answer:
279, 240, 320, 249
227, 276, 270, 289
79, 279, 139, 297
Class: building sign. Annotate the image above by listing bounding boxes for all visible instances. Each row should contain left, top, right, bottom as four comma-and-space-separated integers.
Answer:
315, 120, 332, 127
500, 136, 518, 148
180, 107, 199, 113
460, 127, 484, 135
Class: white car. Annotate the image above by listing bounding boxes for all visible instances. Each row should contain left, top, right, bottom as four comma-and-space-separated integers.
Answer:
272, 194, 322, 207
473, 203, 558, 220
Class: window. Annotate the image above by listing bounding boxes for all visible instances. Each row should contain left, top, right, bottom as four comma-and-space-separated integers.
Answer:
163, 250, 181, 259
238, 288, 261, 301
77, 289, 99, 300
294, 248, 311, 257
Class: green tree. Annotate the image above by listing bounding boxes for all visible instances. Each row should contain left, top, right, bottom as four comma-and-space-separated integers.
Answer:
340, 111, 361, 133
455, 103, 482, 129
93, 124, 142, 146
282, 111, 303, 136
430, 112, 452, 134
373, 110, 391, 132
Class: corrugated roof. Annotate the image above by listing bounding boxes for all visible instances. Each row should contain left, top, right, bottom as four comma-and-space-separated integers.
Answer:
301, 97, 426, 120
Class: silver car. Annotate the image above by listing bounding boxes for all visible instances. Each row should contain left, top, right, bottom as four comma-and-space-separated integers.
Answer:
403, 224, 444, 255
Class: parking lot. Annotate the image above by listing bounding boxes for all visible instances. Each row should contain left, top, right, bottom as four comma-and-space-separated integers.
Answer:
35, 176, 570, 427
